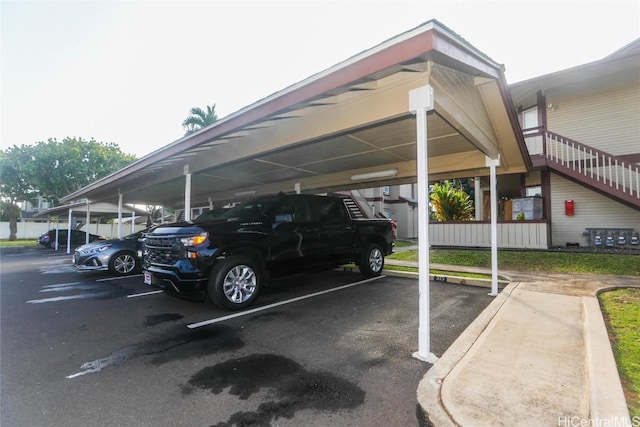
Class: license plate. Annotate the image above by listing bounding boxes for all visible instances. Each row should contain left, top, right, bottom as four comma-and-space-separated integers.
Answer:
144, 272, 153, 285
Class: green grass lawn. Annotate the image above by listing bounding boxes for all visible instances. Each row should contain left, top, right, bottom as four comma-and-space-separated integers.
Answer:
388, 248, 640, 276
0, 239, 38, 247
599, 288, 640, 419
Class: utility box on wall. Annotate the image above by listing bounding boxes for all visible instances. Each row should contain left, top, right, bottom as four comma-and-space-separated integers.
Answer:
512, 197, 543, 220
565, 199, 575, 216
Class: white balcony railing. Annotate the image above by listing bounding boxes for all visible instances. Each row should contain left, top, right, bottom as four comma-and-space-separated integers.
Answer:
524, 130, 640, 200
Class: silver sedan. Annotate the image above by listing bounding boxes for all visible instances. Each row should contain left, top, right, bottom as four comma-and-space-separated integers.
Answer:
73, 229, 148, 276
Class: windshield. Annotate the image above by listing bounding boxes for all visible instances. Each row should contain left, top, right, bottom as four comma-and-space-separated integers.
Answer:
218, 197, 280, 221
194, 209, 229, 221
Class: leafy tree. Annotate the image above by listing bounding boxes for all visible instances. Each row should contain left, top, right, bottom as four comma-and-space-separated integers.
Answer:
0, 149, 33, 239
429, 181, 474, 221
452, 178, 475, 202
0, 137, 136, 240
0, 200, 21, 237
144, 204, 174, 226
181, 104, 218, 135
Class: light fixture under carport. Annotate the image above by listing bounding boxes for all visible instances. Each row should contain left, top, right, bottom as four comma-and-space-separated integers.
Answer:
350, 168, 399, 182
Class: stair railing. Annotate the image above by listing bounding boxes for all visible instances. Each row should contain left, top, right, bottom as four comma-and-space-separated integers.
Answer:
542, 131, 640, 200
348, 190, 374, 218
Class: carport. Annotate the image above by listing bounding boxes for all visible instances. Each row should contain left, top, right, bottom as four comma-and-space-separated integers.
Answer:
34, 200, 148, 251
60, 20, 531, 360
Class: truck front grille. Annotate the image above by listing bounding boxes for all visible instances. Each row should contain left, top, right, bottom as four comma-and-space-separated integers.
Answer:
144, 236, 183, 265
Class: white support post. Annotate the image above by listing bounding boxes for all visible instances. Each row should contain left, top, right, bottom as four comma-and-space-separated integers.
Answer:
486, 156, 501, 296
409, 85, 438, 364
85, 200, 90, 244
66, 208, 73, 254
295, 183, 301, 194
184, 164, 192, 222
54, 217, 60, 251
131, 211, 135, 234
474, 177, 482, 220
117, 192, 123, 239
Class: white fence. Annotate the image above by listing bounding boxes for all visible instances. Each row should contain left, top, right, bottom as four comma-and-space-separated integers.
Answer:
1, 222, 146, 240
429, 221, 549, 249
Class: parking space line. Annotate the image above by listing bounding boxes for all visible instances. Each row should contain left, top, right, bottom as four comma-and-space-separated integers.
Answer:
27, 292, 112, 303
187, 275, 385, 329
127, 290, 163, 298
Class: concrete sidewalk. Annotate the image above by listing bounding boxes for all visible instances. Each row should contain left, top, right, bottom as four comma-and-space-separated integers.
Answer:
383, 259, 639, 426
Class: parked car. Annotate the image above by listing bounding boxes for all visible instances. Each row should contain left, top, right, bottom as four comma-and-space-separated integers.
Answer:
38, 229, 106, 248
73, 228, 150, 276
143, 193, 395, 310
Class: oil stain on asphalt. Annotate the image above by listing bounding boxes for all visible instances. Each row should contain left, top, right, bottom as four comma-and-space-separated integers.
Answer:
144, 313, 184, 327
28, 281, 136, 304
67, 325, 244, 378
186, 353, 365, 426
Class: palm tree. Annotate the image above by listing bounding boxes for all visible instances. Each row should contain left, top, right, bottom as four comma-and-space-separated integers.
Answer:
181, 104, 218, 136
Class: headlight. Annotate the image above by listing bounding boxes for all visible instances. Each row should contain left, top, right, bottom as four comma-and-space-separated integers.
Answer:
180, 232, 208, 247
80, 243, 112, 255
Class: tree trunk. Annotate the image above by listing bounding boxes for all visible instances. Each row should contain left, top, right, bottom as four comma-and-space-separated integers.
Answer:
7, 205, 20, 240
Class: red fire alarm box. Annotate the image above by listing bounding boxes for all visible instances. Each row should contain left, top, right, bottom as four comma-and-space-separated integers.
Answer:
565, 199, 575, 216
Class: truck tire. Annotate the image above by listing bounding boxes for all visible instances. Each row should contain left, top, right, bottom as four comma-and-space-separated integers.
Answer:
359, 243, 384, 277
208, 256, 262, 310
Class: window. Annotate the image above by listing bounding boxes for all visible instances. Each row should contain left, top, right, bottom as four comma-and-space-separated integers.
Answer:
273, 197, 312, 223
522, 107, 538, 134
315, 198, 348, 225
526, 186, 541, 197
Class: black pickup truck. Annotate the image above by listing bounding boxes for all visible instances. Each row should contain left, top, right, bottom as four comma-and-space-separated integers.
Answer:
142, 193, 395, 310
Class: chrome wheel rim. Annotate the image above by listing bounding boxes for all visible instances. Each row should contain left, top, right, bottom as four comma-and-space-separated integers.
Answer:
368, 248, 383, 273
222, 264, 257, 304
114, 254, 136, 274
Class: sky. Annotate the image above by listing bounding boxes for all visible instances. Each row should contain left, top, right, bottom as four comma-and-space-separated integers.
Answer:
2, 1, 639, 158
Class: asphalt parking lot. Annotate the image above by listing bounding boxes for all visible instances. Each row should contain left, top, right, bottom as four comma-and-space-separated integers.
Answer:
1, 246, 493, 426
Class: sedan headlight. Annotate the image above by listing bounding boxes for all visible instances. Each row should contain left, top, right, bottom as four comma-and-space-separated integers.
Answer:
180, 232, 208, 247
80, 243, 112, 255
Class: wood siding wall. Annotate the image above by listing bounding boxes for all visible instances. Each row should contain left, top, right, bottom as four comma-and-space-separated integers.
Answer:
549, 173, 640, 246
546, 73, 640, 156
429, 221, 548, 249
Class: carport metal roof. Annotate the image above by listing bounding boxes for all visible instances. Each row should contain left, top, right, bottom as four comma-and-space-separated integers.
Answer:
34, 201, 148, 220
61, 19, 530, 208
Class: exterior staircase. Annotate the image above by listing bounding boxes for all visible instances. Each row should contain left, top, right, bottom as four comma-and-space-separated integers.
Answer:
526, 130, 640, 210
333, 190, 371, 218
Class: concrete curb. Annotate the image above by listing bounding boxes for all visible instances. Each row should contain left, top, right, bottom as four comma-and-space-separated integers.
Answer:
382, 268, 510, 289
582, 297, 633, 425
383, 260, 512, 288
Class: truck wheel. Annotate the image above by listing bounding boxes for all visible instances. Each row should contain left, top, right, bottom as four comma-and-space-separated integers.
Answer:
208, 256, 262, 310
359, 244, 384, 277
